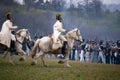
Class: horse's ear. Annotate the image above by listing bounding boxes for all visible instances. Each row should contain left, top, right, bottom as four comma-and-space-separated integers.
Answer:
16, 29, 22, 34
25, 29, 29, 34
26, 29, 28, 31
75, 28, 80, 34
74, 28, 78, 32
16, 30, 22, 37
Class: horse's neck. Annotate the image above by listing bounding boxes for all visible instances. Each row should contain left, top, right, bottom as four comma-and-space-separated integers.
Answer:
16, 36, 24, 43
66, 34, 75, 49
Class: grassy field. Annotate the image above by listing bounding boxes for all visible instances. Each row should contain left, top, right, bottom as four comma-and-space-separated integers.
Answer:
0, 55, 120, 80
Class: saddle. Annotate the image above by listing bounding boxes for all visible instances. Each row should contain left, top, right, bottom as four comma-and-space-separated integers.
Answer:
48, 35, 62, 53
48, 35, 67, 54
0, 43, 9, 51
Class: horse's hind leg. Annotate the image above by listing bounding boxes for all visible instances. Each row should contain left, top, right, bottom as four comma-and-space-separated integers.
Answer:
31, 51, 47, 67
2, 51, 14, 64
41, 53, 47, 67
3, 51, 8, 58
8, 52, 14, 65
31, 51, 41, 65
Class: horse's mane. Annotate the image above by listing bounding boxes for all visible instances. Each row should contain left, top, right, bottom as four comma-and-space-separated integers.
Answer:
68, 28, 78, 33
66, 28, 78, 37
15, 29, 28, 37
15, 29, 22, 37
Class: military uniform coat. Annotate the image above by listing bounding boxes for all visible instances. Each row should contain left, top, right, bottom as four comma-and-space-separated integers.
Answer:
52, 20, 66, 43
52, 20, 67, 49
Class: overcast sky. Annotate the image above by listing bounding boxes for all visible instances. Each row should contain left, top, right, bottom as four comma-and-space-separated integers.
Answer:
66, 0, 120, 5
101, 0, 120, 4
14, 0, 120, 5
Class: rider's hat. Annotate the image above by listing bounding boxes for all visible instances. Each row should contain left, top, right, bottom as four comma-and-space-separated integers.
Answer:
56, 13, 62, 20
5, 11, 11, 20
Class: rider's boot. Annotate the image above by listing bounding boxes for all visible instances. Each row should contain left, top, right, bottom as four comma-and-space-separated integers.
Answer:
10, 40, 16, 52
62, 41, 67, 54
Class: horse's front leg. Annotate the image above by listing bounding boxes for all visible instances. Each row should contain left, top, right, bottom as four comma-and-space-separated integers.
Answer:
16, 43, 26, 61
58, 49, 71, 67
3, 51, 8, 58
18, 49, 26, 61
63, 50, 71, 68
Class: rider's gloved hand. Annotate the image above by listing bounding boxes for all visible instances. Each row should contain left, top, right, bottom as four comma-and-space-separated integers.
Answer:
65, 30, 68, 33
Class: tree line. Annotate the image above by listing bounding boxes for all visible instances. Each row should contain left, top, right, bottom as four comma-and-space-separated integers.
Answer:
24, 0, 117, 18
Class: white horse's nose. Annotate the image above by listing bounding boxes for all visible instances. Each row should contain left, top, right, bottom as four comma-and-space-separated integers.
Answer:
79, 36, 83, 42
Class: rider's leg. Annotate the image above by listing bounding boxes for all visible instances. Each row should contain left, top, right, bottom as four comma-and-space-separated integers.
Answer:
52, 36, 62, 50
10, 40, 16, 52
59, 35, 67, 54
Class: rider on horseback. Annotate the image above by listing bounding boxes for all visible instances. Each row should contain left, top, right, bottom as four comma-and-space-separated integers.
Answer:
52, 13, 67, 54
0, 11, 17, 51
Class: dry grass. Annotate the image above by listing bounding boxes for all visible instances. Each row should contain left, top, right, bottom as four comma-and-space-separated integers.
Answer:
0, 55, 120, 80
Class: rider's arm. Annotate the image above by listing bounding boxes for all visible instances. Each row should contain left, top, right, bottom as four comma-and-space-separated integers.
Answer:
57, 23, 66, 32
57, 27, 66, 32
6, 20, 17, 30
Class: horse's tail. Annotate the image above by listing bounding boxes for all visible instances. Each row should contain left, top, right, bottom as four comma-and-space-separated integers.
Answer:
31, 39, 40, 58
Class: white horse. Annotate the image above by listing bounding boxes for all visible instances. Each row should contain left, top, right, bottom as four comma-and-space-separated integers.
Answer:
31, 28, 83, 67
3, 29, 31, 64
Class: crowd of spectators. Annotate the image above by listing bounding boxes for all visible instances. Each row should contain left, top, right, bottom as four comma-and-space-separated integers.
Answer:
69, 39, 120, 64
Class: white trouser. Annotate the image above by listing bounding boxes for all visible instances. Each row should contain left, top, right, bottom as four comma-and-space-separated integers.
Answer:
52, 35, 67, 50
59, 35, 67, 42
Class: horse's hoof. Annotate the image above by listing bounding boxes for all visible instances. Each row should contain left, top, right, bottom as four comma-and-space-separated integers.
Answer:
65, 64, 71, 68
44, 65, 48, 67
31, 62, 36, 65
31, 54, 35, 58
58, 60, 64, 64
9, 62, 14, 65
3, 56, 6, 59
19, 58, 25, 61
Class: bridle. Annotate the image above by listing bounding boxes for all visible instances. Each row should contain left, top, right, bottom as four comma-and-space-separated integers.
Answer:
15, 30, 31, 44
75, 29, 80, 41
24, 31, 31, 43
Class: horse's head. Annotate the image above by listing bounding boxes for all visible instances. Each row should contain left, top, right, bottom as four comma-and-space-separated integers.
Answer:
67, 28, 83, 43
25, 29, 31, 42
16, 29, 31, 42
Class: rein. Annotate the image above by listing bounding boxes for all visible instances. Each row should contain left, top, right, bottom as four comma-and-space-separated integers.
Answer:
16, 39, 22, 44
76, 30, 80, 41
14, 30, 29, 45
15, 35, 23, 44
